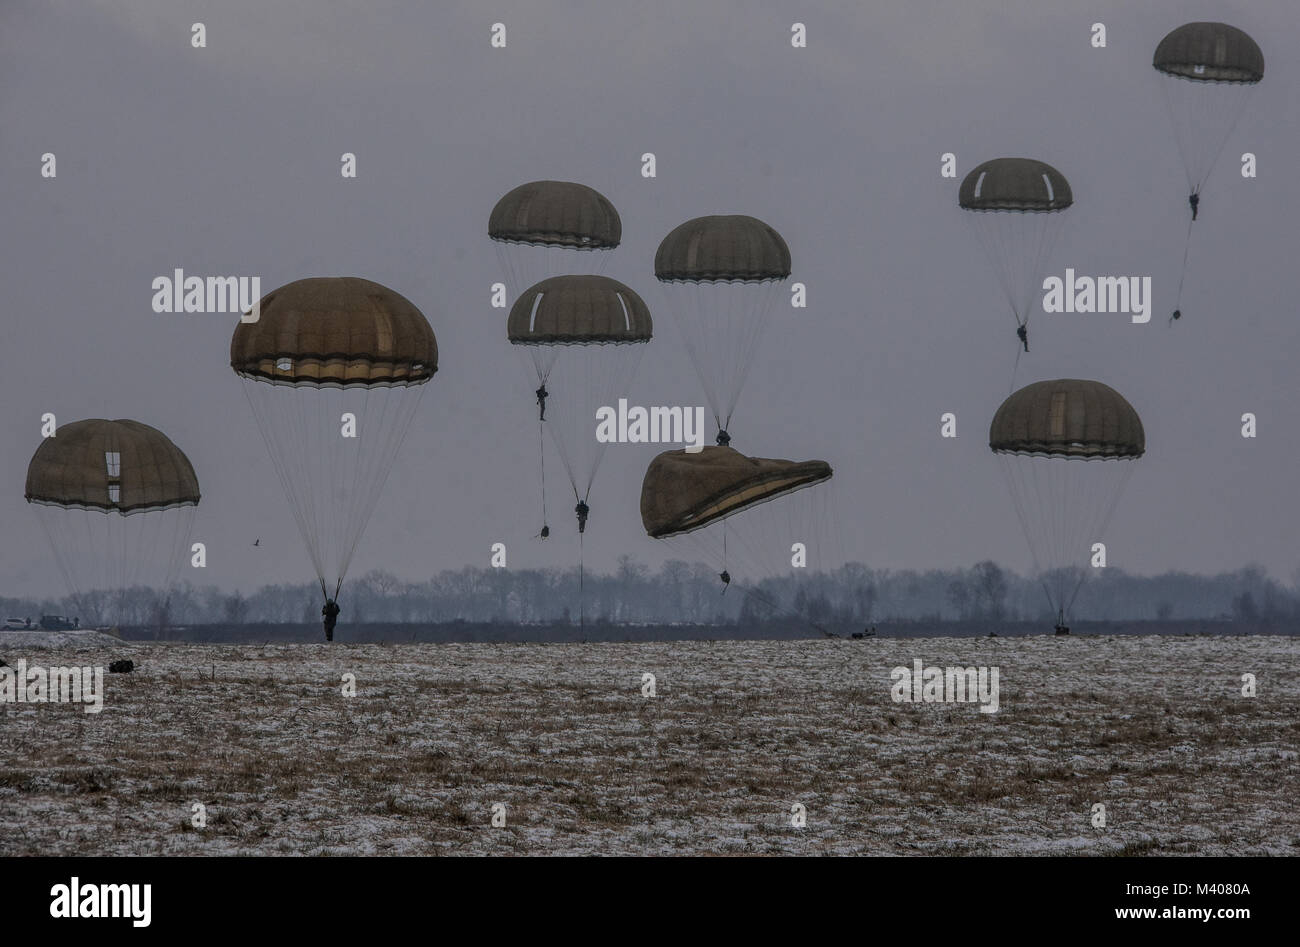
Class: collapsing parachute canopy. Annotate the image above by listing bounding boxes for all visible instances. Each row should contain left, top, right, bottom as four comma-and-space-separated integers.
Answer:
989, 378, 1145, 459
1153, 22, 1264, 83
489, 180, 621, 250
989, 379, 1144, 627
25, 419, 200, 628
654, 215, 791, 283
231, 277, 437, 386
26, 419, 200, 513
641, 446, 831, 539
508, 275, 652, 344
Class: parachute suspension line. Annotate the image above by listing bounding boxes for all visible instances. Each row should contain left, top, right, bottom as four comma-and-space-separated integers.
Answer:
1062, 459, 1136, 616
663, 279, 779, 440
537, 413, 549, 536
578, 530, 585, 635
997, 454, 1055, 617
518, 346, 558, 538
242, 375, 426, 605
242, 379, 327, 589
1172, 213, 1195, 323
967, 210, 1064, 345
720, 279, 782, 434
335, 380, 427, 588
1159, 76, 1256, 200
998, 453, 1137, 624
720, 522, 730, 593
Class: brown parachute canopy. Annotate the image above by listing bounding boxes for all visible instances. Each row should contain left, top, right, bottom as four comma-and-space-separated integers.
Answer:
489, 180, 621, 249
26, 419, 201, 514
508, 275, 652, 344
654, 215, 791, 282
1154, 22, 1264, 83
989, 379, 1145, 459
641, 446, 832, 538
231, 277, 437, 387
960, 158, 1073, 212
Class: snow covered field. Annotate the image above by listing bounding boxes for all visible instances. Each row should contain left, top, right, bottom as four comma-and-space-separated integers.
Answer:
0, 635, 1295, 855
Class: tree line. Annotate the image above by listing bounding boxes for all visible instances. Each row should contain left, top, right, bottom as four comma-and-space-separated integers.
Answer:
2, 558, 1297, 628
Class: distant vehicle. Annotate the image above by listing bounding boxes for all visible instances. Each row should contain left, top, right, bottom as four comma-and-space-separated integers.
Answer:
3, 617, 32, 630
38, 615, 79, 631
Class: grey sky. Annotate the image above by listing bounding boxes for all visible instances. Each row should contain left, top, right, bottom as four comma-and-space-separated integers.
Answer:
1, 0, 1295, 598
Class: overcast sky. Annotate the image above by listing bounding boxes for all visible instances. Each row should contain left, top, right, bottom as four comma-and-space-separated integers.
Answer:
1, 0, 1295, 598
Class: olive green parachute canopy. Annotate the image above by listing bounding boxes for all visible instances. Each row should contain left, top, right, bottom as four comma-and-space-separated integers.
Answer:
26, 419, 201, 514
489, 180, 621, 249
641, 446, 832, 538
231, 277, 437, 387
989, 379, 1145, 459
1154, 23, 1264, 83
960, 158, 1073, 212
508, 275, 652, 344
655, 215, 791, 282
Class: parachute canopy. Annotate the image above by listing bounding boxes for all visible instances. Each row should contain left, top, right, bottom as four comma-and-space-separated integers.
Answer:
508, 275, 652, 344
231, 277, 437, 387
959, 158, 1072, 339
641, 446, 831, 538
232, 277, 436, 605
489, 180, 621, 249
25, 419, 199, 626
989, 379, 1145, 459
655, 215, 791, 282
989, 380, 1145, 623
959, 158, 1073, 212
1154, 22, 1264, 83
26, 419, 200, 514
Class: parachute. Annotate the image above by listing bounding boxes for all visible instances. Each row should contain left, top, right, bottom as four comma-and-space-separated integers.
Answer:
1154, 22, 1263, 203
491, 181, 622, 536
508, 275, 652, 533
641, 446, 839, 633
959, 158, 1072, 355
641, 447, 830, 539
490, 180, 621, 291
654, 215, 791, 445
231, 277, 437, 639
25, 419, 200, 628
1153, 22, 1263, 320
989, 379, 1144, 627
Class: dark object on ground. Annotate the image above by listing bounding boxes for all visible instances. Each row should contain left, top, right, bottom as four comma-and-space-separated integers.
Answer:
1054, 625, 1070, 636
0, 657, 8, 667
988, 631, 998, 638
109, 659, 135, 673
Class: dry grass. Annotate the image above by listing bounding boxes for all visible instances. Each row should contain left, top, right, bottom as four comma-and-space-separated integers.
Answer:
0, 635, 1296, 855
